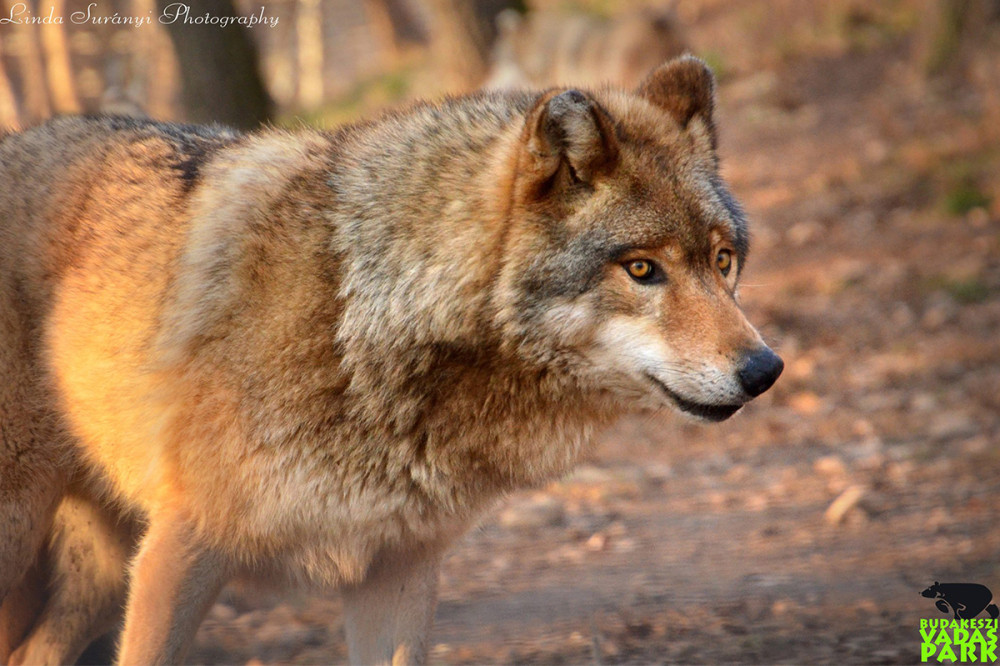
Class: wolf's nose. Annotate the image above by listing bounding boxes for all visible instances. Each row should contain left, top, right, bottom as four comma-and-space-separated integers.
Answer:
738, 347, 784, 397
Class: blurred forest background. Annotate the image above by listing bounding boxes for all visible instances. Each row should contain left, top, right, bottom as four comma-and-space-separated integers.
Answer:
2, 0, 993, 133
3, 0, 1000, 663
0, 0, 694, 128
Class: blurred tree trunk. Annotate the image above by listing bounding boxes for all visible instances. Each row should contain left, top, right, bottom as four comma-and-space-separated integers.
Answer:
913, 1, 1000, 146
426, 0, 488, 91
114, 0, 155, 116
39, 0, 80, 114
426, 0, 523, 92
155, 0, 272, 129
364, 0, 403, 68
296, 0, 323, 109
264, 5, 296, 108
914, 0, 998, 77
0, 33, 20, 129
2, 0, 50, 123
144, 2, 179, 120
363, 0, 428, 69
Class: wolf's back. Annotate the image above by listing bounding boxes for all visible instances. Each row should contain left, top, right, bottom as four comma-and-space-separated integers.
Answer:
0, 116, 240, 309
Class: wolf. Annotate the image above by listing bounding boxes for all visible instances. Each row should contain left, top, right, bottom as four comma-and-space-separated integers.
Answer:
0, 56, 782, 665
486, 8, 688, 90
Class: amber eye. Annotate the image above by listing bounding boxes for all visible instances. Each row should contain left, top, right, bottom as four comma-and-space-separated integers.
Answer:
625, 259, 655, 281
717, 250, 733, 277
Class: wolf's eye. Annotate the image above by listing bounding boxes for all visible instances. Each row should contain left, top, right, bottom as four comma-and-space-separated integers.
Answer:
624, 259, 658, 282
717, 250, 733, 277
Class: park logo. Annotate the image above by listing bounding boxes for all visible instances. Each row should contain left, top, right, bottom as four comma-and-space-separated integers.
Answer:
920, 582, 999, 663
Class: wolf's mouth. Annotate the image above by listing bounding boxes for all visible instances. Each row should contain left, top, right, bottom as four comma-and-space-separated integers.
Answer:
644, 374, 743, 422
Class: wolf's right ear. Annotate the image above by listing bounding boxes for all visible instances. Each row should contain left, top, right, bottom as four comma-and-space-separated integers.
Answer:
520, 89, 618, 194
638, 55, 717, 147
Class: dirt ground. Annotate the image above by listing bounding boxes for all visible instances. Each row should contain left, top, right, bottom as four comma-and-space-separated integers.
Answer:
188, 2, 1000, 663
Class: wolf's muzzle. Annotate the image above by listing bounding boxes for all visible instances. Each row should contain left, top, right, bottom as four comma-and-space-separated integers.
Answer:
737, 347, 784, 397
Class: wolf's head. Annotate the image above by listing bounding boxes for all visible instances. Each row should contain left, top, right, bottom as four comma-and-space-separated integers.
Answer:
496, 56, 782, 422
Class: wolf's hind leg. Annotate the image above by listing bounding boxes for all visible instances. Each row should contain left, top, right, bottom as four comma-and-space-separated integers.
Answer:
0, 413, 64, 663
342, 543, 443, 666
0, 557, 48, 663
0, 278, 66, 606
8, 493, 136, 666
0, 428, 65, 608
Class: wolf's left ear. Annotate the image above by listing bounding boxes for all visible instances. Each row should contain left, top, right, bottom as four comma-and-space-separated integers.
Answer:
522, 89, 619, 190
638, 55, 717, 147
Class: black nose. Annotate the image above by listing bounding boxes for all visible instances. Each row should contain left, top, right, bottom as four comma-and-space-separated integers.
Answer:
738, 347, 784, 397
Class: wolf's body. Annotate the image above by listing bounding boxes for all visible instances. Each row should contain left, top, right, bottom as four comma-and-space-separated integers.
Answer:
0, 57, 782, 664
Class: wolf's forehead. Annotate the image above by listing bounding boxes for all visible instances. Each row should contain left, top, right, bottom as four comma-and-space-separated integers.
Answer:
598, 162, 748, 256
581, 90, 749, 253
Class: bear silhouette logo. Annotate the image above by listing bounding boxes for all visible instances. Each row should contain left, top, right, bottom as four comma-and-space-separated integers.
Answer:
922, 582, 1000, 620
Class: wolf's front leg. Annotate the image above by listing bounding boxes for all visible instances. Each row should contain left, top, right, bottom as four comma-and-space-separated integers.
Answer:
115, 509, 229, 666
342, 543, 443, 666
